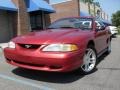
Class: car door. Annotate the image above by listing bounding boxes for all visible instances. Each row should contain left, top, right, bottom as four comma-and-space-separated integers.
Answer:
94, 21, 107, 54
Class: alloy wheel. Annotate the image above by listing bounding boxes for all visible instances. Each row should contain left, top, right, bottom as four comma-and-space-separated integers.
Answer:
81, 48, 96, 73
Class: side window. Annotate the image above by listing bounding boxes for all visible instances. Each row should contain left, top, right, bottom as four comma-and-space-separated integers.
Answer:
82, 21, 92, 29
95, 21, 100, 27
103, 22, 111, 27
95, 21, 105, 31
98, 21, 105, 27
83, 22, 91, 28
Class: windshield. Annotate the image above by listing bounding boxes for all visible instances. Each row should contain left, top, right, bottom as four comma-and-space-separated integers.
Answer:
48, 18, 93, 30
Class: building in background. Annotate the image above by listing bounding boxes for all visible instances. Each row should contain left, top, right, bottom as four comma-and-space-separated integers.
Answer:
50, 0, 80, 22
0, 0, 54, 43
50, 0, 108, 22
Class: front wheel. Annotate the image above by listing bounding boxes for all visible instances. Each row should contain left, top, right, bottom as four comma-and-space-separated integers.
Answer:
80, 46, 97, 74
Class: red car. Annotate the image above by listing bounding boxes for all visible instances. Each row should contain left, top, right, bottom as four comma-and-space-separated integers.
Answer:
4, 17, 111, 74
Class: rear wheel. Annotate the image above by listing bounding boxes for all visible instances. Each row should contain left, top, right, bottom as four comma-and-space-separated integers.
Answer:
80, 46, 97, 74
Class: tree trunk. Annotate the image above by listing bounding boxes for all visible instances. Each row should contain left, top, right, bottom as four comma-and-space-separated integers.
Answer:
93, 3, 96, 16
88, 3, 91, 15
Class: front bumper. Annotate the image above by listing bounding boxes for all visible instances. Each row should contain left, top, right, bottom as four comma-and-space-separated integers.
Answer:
4, 48, 84, 72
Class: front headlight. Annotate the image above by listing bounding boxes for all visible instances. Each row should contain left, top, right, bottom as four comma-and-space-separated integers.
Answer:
42, 44, 78, 52
8, 41, 15, 49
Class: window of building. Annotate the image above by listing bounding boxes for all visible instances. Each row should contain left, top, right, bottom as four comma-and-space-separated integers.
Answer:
30, 11, 43, 30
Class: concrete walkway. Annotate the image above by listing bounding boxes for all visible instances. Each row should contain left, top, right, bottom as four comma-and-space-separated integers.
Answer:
117, 35, 120, 38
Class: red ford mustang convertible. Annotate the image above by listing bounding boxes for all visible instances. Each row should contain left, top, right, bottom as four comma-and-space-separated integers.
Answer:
4, 17, 111, 74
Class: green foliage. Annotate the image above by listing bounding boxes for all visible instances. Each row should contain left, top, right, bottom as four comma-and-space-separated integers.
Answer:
94, 2, 100, 7
82, 0, 94, 14
111, 10, 120, 27
117, 26, 120, 35
82, 0, 94, 4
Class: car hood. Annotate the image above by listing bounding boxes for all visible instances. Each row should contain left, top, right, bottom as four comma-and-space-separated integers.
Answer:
13, 29, 89, 44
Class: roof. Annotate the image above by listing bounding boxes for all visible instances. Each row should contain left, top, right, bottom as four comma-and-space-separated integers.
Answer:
0, 0, 17, 11
0, 0, 55, 13
26, 0, 55, 13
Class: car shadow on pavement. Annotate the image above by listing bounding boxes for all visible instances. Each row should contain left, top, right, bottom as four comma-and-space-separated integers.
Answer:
112, 35, 117, 38
96, 52, 110, 66
12, 68, 86, 83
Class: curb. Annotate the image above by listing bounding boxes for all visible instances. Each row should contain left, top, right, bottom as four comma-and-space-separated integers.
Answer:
0, 43, 8, 49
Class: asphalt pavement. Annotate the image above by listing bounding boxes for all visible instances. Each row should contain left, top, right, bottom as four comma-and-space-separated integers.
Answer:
0, 36, 120, 90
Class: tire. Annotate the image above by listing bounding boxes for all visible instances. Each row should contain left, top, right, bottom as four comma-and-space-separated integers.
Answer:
106, 41, 111, 54
79, 45, 97, 75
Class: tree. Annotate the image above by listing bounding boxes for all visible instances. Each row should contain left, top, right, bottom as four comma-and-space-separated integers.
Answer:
93, 2, 101, 16
111, 10, 120, 27
94, 2, 100, 7
82, 0, 94, 15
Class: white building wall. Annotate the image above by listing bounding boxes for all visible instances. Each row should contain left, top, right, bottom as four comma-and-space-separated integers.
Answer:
79, 1, 88, 13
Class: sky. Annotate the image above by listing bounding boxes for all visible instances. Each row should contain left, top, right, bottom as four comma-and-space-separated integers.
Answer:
50, 0, 120, 20
95, 0, 120, 20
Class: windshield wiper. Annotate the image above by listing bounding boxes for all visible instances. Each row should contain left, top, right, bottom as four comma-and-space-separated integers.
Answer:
47, 27, 57, 29
48, 27, 77, 29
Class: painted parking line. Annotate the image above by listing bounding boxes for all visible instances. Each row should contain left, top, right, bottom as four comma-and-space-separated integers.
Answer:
0, 74, 55, 90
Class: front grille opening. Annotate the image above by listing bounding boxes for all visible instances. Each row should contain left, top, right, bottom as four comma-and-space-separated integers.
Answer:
18, 44, 41, 49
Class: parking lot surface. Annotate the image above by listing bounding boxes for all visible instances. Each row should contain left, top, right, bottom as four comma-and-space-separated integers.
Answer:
0, 36, 120, 90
